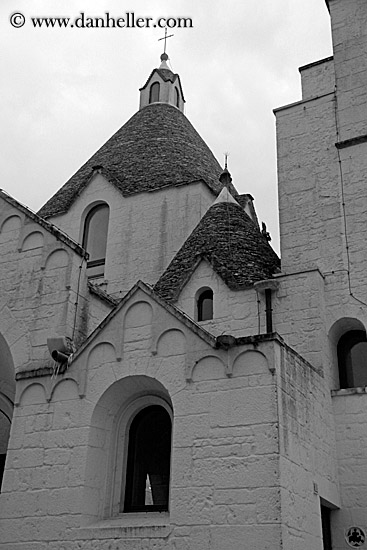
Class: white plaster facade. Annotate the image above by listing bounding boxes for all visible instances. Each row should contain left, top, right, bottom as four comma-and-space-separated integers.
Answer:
1, 1, 367, 548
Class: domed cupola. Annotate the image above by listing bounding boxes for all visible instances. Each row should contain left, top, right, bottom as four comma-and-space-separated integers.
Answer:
139, 53, 185, 112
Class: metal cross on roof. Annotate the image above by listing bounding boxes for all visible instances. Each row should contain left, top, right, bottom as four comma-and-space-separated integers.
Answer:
158, 27, 174, 54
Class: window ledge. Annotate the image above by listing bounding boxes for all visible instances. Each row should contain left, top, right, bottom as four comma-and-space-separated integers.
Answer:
331, 387, 367, 397
73, 513, 171, 540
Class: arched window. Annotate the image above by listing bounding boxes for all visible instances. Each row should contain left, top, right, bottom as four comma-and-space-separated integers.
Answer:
82, 204, 109, 278
124, 405, 171, 512
196, 288, 213, 322
0, 334, 15, 493
337, 330, 367, 388
175, 87, 180, 108
149, 82, 160, 104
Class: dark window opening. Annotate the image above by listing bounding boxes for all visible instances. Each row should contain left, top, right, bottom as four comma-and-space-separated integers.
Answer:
197, 289, 213, 322
149, 82, 160, 104
124, 405, 171, 512
0, 407, 12, 494
82, 204, 109, 278
0, 454, 6, 492
175, 88, 180, 108
321, 504, 333, 550
337, 330, 367, 388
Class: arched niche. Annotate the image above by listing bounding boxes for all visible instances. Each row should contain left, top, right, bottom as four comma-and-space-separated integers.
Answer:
232, 350, 269, 377
0, 215, 22, 241
84, 375, 171, 520
51, 378, 79, 402
123, 302, 153, 349
45, 249, 69, 269
157, 329, 186, 357
87, 342, 116, 369
18, 382, 46, 405
191, 355, 225, 382
329, 318, 367, 389
21, 231, 44, 251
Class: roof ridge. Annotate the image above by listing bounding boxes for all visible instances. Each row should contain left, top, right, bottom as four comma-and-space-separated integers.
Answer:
0, 189, 87, 258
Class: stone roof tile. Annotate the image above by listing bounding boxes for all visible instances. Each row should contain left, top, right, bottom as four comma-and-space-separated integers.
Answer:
38, 103, 234, 218
154, 202, 280, 302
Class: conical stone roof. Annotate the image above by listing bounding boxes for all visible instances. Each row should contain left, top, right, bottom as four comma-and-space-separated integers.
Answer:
38, 103, 234, 218
154, 201, 280, 302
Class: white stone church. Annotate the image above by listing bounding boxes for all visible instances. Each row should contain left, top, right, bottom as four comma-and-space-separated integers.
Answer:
1, 0, 367, 548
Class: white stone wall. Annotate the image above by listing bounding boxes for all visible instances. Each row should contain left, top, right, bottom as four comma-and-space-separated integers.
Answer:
49, 175, 214, 297
275, 93, 341, 275
1, 288, 336, 549
299, 58, 335, 100
0, 199, 90, 371
277, 346, 339, 550
275, 0, 367, 541
332, 391, 367, 549
329, 0, 367, 141
176, 259, 260, 338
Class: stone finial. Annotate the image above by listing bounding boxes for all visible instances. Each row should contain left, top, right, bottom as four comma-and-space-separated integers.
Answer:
159, 53, 170, 70
219, 168, 232, 187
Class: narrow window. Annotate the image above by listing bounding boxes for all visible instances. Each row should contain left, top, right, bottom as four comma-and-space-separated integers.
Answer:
149, 82, 160, 104
124, 405, 171, 512
321, 504, 333, 550
175, 88, 180, 108
197, 288, 213, 322
0, 402, 13, 493
82, 204, 109, 278
0, 338, 15, 494
337, 330, 367, 388
0, 454, 6, 490
0, 410, 11, 492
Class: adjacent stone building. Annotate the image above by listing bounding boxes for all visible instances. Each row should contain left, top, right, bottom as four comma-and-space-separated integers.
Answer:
1, 0, 367, 548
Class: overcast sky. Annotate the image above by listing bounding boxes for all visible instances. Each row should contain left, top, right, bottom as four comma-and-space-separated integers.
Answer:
1, 0, 332, 253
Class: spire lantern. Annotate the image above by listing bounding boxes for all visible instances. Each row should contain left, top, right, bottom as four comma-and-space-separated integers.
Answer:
138, 35, 185, 112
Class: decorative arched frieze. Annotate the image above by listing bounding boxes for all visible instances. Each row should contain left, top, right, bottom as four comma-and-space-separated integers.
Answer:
87, 341, 116, 369
121, 301, 153, 360
18, 382, 46, 406
50, 377, 79, 402
232, 349, 269, 378
190, 355, 226, 382
0, 215, 22, 240
156, 329, 186, 358
41, 247, 73, 295
0, 305, 29, 382
20, 231, 44, 251
44, 248, 70, 269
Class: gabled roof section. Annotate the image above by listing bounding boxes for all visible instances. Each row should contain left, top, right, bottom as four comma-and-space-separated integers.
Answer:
16, 280, 219, 381
0, 189, 87, 258
154, 200, 280, 302
38, 103, 236, 219
70, 280, 217, 363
